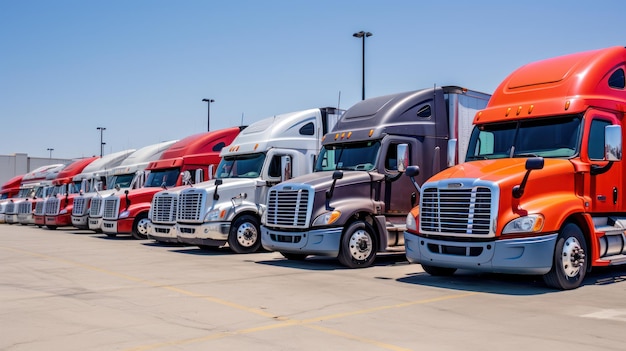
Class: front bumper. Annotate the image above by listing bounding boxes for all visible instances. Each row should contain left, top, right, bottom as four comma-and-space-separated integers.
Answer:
45, 214, 72, 227
261, 226, 343, 257
72, 215, 88, 229
88, 217, 103, 231
102, 218, 133, 234
176, 222, 230, 246
147, 222, 179, 243
403, 232, 558, 275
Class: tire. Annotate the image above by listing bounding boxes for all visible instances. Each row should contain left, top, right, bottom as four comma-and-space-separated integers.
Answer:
338, 221, 377, 268
281, 252, 308, 260
421, 264, 457, 276
131, 213, 150, 240
105, 234, 117, 238
543, 223, 587, 290
47, 225, 58, 230
228, 215, 261, 254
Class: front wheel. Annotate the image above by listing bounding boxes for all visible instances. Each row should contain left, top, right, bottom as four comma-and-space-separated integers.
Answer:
543, 223, 587, 290
131, 213, 149, 240
228, 215, 261, 254
338, 221, 377, 268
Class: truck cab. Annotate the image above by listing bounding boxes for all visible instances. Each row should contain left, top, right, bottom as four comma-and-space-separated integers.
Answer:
261, 87, 490, 268
100, 127, 242, 239
404, 46, 626, 290
148, 107, 343, 253
74, 140, 178, 231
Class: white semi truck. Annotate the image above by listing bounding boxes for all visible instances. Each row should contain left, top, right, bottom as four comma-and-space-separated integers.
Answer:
76, 140, 178, 231
147, 107, 343, 253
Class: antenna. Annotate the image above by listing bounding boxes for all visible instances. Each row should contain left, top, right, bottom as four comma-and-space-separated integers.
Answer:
241, 112, 244, 126
337, 91, 341, 109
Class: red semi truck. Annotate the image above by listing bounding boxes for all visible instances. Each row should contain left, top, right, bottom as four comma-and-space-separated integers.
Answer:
34, 157, 100, 229
404, 46, 626, 290
0, 175, 24, 223
101, 127, 243, 239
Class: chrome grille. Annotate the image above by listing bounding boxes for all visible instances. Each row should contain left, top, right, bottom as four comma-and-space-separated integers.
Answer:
420, 186, 492, 235
73, 197, 87, 215
177, 190, 203, 222
90, 197, 103, 217
44, 197, 60, 215
18, 201, 31, 215
151, 193, 178, 223
103, 197, 119, 220
5, 202, 16, 215
266, 187, 311, 228
34, 201, 45, 215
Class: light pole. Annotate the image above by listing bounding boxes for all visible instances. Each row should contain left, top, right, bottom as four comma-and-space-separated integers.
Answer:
353, 30, 372, 100
47, 148, 54, 160
202, 98, 215, 132
97, 127, 106, 157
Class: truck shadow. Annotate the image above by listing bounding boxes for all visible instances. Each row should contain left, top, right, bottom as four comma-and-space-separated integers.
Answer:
256, 253, 408, 271
396, 265, 626, 295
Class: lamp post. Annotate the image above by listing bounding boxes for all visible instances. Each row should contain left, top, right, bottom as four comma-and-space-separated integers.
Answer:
96, 127, 106, 157
47, 148, 54, 160
202, 98, 215, 132
353, 30, 372, 100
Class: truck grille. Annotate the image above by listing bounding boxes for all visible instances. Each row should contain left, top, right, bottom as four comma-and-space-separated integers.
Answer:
5, 202, 16, 215
90, 197, 103, 217
18, 201, 31, 215
151, 193, 178, 223
420, 185, 494, 236
177, 190, 204, 222
44, 197, 61, 215
34, 201, 45, 215
103, 197, 119, 220
73, 197, 87, 215
266, 186, 312, 228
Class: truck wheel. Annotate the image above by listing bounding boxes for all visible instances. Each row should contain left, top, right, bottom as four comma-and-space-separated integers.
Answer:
131, 213, 149, 240
228, 215, 261, 254
338, 221, 377, 268
543, 223, 587, 290
47, 225, 58, 230
281, 252, 308, 260
421, 264, 457, 276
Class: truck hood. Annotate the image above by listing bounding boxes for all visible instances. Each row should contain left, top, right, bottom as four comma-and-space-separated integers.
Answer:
280, 171, 383, 192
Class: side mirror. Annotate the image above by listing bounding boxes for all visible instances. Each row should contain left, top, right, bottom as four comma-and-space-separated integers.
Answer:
605, 125, 622, 161
396, 144, 409, 172
281, 155, 292, 182
182, 171, 192, 185
207, 165, 215, 180
195, 168, 204, 184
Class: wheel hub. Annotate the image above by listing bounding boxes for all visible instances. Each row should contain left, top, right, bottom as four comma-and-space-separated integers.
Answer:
348, 229, 372, 260
561, 237, 585, 278
237, 222, 257, 247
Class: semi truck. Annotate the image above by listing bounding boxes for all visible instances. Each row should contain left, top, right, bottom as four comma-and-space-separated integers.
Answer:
42, 150, 135, 229
101, 127, 243, 239
149, 107, 343, 253
261, 87, 490, 268
0, 175, 25, 223
5, 164, 67, 225
34, 157, 100, 229
404, 46, 626, 290
76, 140, 178, 231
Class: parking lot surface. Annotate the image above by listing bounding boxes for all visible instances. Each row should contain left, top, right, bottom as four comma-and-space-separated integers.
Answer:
2, 224, 626, 351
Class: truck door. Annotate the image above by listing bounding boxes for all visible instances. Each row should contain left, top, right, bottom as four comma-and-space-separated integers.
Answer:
380, 139, 417, 216
587, 111, 622, 212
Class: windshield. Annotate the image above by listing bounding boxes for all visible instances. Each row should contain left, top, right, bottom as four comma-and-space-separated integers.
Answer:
108, 173, 135, 189
466, 115, 582, 160
315, 141, 381, 171
216, 153, 265, 179
17, 188, 33, 198
145, 168, 180, 188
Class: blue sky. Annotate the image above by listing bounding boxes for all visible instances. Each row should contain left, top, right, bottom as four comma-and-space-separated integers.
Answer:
1, 0, 625, 159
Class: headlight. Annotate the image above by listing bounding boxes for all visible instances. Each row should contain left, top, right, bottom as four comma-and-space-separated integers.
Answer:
406, 213, 417, 231
312, 210, 341, 226
206, 209, 227, 222
119, 210, 130, 219
502, 214, 544, 234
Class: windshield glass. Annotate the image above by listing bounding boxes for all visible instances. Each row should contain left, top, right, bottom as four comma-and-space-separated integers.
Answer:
466, 115, 582, 160
145, 168, 180, 188
216, 153, 265, 179
315, 141, 381, 171
108, 173, 135, 189
17, 188, 33, 198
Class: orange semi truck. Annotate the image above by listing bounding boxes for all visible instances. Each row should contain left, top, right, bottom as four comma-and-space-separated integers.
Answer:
101, 127, 243, 239
404, 46, 626, 290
